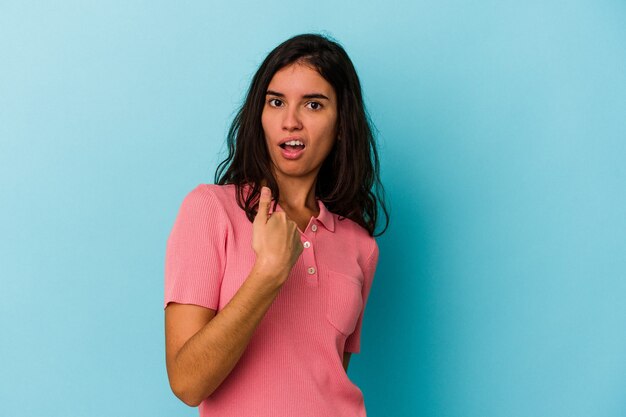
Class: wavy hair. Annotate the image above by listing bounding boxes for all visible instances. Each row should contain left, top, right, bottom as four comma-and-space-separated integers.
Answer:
214, 33, 389, 237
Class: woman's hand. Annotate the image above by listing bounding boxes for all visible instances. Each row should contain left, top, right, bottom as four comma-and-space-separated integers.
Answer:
252, 186, 303, 283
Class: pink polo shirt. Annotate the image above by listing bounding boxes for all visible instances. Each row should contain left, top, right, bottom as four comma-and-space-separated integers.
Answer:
164, 183, 379, 417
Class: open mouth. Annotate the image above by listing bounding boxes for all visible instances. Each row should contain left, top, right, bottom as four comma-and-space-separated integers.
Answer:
279, 139, 306, 151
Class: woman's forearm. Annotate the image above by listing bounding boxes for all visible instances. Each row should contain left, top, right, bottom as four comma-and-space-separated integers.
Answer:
169, 263, 287, 406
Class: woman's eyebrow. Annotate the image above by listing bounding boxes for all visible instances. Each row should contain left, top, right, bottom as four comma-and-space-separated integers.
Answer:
266, 90, 330, 100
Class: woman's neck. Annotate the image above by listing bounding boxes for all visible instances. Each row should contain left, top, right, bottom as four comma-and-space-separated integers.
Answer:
263, 176, 319, 214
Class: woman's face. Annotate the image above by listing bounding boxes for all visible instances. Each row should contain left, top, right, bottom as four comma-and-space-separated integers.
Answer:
261, 62, 338, 184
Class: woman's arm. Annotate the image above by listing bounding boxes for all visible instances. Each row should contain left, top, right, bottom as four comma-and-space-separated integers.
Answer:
165, 262, 288, 407
165, 186, 302, 407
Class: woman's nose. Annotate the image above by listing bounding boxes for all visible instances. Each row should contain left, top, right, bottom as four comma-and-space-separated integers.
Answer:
282, 107, 302, 131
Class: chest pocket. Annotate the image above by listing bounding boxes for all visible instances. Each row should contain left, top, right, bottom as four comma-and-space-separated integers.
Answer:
325, 271, 364, 336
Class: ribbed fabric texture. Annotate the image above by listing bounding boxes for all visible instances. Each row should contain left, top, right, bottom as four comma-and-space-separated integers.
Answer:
164, 183, 379, 417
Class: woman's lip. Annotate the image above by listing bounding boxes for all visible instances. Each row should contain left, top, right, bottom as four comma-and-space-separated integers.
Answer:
279, 145, 305, 160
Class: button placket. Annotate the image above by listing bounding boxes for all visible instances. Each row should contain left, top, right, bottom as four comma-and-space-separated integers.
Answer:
301, 222, 319, 286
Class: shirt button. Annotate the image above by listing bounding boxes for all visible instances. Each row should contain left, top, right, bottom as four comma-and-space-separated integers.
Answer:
303, 241, 311, 248
307, 267, 316, 275
311, 224, 318, 232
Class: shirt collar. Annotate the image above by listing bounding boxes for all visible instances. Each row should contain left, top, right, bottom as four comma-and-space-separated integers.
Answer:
272, 198, 335, 233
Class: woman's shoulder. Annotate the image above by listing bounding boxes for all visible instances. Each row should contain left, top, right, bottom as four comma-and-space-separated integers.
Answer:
179, 183, 239, 213
335, 215, 378, 257
195, 183, 237, 198
186, 182, 238, 197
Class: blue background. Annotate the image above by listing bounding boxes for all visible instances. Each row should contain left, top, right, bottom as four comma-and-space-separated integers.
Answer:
1, 1, 625, 416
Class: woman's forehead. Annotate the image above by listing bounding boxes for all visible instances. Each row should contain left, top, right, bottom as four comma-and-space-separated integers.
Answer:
267, 63, 335, 99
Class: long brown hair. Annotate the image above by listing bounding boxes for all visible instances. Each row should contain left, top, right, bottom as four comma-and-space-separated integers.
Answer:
214, 33, 389, 237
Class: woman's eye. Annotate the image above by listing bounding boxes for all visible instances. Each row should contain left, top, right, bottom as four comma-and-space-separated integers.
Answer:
307, 101, 322, 110
268, 98, 283, 107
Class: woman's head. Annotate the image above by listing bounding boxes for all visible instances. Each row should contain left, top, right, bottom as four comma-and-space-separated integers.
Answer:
215, 33, 389, 236
261, 61, 339, 185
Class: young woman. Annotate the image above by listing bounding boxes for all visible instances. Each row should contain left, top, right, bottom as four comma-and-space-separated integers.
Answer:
164, 33, 389, 416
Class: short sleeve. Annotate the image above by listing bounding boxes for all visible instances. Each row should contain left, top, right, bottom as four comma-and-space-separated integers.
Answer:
163, 184, 228, 310
344, 240, 379, 353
